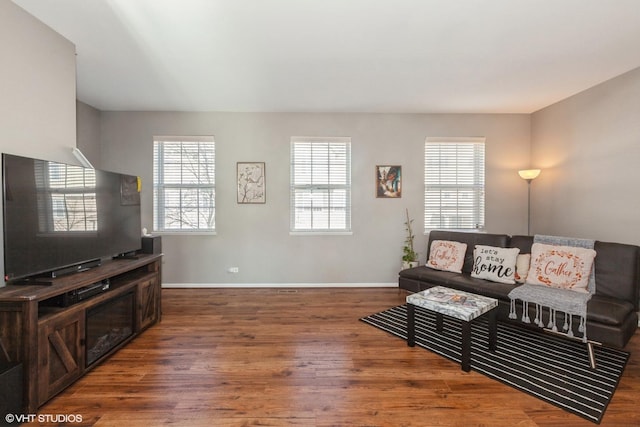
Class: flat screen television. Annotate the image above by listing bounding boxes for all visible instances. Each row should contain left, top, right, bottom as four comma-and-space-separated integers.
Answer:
2, 153, 142, 282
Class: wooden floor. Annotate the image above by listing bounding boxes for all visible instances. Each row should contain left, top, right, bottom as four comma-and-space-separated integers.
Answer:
30, 288, 640, 426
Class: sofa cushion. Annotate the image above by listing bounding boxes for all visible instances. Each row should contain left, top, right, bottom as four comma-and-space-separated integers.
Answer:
446, 274, 518, 301
587, 295, 636, 326
471, 245, 520, 284
399, 265, 457, 286
426, 240, 467, 273
509, 235, 533, 254
399, 265, 517, 300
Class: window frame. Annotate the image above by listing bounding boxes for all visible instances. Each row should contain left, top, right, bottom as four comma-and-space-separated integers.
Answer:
424, 137, 485, 232
153, 136, 216, 234
290, 137, 352, 235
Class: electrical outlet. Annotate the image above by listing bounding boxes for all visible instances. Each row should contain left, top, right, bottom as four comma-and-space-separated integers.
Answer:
227, 267, 239, 273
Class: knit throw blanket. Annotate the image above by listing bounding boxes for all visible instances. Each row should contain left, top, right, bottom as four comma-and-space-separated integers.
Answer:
508, 235, 595, 342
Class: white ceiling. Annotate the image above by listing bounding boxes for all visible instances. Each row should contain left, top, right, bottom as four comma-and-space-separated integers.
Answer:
13, 0, 640, 114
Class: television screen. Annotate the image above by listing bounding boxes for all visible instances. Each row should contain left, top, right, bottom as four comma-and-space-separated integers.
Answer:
2, 153, 142, 282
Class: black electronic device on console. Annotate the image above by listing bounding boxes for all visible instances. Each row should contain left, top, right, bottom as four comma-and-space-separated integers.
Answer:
41, 279, 110, 308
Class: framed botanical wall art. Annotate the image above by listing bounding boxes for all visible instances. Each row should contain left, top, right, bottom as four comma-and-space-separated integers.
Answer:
237, 162, 266, 204
376, 165, 401, 198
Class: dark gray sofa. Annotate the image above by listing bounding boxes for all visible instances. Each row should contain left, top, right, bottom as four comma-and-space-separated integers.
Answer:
398, 230, 639, 348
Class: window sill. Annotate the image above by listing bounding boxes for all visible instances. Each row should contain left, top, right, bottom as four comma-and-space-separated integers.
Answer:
152, 231, 217, 236
424, 228, 484, 234
290, 231, 353, 236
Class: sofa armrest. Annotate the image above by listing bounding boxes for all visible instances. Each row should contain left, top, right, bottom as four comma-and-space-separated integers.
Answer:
593, 240, 640, 311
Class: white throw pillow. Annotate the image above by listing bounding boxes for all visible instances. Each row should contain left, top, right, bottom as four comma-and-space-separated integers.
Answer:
525, 243, 596, 293
515, 253, 531, 283
426, 240, 467, 273
471, 245, 520, 284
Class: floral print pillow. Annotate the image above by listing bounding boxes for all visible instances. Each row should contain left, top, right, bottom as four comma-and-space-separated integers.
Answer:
426, 240, 467, 273
525, 243, 596, 293
514, 254, 531, 283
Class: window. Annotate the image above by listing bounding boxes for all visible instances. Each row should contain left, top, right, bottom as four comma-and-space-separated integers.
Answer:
153, 136, 215, 232
424, 137, 485, 231
290, 137, 351, 232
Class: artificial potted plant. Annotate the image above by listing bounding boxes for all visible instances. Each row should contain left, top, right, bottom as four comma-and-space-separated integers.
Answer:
402, 208, 419, 269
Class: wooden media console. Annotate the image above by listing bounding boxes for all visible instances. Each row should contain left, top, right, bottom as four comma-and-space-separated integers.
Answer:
0, 254, 162, 413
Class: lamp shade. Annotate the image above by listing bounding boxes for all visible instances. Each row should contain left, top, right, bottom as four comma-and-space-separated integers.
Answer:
518, 169, 541, 180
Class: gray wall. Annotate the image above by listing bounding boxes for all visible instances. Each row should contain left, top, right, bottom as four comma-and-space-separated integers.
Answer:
99, 112, 531, 285
0, 1, 76, 160
15, 0, 639, 286
76, 101, 102, 168
0, 1, 77, 287
531, 67, 640, 245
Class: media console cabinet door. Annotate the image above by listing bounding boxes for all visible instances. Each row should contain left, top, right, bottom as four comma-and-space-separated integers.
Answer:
37, 309, 85, 406
137, 276, 160, 331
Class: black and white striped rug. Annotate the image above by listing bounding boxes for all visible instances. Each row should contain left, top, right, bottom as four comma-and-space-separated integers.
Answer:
360, 305, 629, 424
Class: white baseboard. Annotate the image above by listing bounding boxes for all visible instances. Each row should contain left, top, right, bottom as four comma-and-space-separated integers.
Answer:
162, 282, 397, 289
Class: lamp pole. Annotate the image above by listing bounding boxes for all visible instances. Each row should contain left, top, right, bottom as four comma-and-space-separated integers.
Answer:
526, 179, 532, 235
518, 169, 541, 236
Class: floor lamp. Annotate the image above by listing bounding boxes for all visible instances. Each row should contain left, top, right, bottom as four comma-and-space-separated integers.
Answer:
518, 169, 541, 235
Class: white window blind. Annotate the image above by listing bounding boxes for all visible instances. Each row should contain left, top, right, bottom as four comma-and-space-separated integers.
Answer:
424, 138, 485, 231
290, 137, 351, 232
153, 136, 215, 232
